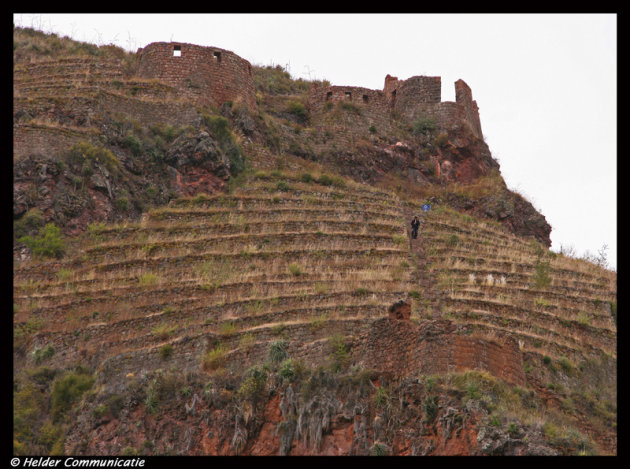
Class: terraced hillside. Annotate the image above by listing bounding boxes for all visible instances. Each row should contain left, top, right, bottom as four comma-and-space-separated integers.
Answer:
14, 168, 617, 456
13, 27, 616, 457
14, 172, 413, 382
410, 203, 617, 453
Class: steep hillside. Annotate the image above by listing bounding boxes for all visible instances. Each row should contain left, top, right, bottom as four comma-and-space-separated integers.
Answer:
13, 27, 616, 456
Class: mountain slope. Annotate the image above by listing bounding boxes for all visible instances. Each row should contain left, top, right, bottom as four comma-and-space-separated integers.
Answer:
13, 27, 616, 456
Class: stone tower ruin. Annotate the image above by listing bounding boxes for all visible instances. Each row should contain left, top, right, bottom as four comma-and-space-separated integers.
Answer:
135, 42, 257, 111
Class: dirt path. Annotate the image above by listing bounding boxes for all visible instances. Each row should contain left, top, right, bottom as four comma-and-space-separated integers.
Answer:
401, 203, 444, 319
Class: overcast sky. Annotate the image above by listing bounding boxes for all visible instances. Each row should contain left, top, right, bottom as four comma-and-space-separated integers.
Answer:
14, 13, 617, 270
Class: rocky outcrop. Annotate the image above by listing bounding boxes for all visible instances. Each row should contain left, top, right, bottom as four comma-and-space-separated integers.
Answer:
164, 132, 231, 197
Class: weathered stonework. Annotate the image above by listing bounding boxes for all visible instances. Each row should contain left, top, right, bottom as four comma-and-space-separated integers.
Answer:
358, 318, 526, 387
136, 42, 257, 111
309, 73, 484, 140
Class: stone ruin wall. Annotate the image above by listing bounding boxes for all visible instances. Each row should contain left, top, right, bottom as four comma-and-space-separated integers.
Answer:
308, 73, 484, 140
135, 42, 257, 111
359, 318, 526, 387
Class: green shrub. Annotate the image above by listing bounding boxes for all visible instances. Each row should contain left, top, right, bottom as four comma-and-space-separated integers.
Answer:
138, 273, 159, 287
300, 172, 314, 183
57, 268, 73, 281
338, 101, 361, 115
393, 234, 407, 245
51, 370, 95, 422
105, 394, 124, 418
86, 221, 107, 241
32, 345, 55, 364
279, 359, 296, 380
159, 344, 173, 360
557, 356, 574, 375
268, 340, 289, 364
408, 290, 421, 300
371, 443, 389, 456
203, 114, 232, 143
369, 125, 377, 134
373, 387, 390, 409
533, 260, 552, 289
122, 132, 142, 156
286, 100, 309, 122
507, 422, 519, 436
149, 123, 181, 143
276, 181, 291, 192
253, 64, 317, 95
115, 196, 129, 212
93, 404, 107, 418
317, 174, 345, 188
466, 383, 482, 400
18, 223, 65, 259
202, 344, 228, 371
37, 420, 64, 454
144, 381, 158, 415
446, 234, 460, 247
220, 322, 238, 337
192, 193, 211, 205
413, 115, 437, 134
14, 208, 44, 238
328, 334, 350, 372
422, 395, 439, 424
288, 262, 303, 276
202, 113, 245, 175
68, 141, 120, 174
236, 366, 267, 402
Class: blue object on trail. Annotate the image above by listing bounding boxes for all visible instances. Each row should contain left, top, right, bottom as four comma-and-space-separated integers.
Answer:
421, 204, 431, 212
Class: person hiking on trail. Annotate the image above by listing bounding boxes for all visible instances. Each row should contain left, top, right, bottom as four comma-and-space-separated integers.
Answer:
411, 215, 420, 240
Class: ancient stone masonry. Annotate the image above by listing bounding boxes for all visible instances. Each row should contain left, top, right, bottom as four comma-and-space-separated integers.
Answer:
309, 73, 484, 140
136, 42, 257, 111
357, 318, 526, 387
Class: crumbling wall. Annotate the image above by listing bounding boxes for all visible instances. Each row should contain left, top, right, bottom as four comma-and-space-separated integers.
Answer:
136, 42, 257, 111
309, 73, 484, 140
455, 79, 483, 139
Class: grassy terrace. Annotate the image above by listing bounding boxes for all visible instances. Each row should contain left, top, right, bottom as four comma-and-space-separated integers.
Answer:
14, 171, 413, 381
414, 204, 617, 364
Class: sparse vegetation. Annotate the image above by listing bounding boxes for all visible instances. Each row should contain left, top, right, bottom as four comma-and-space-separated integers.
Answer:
268, 340, 289, 364
413, 115, 437, 134
18, 223, 66, 259
51, 369, 95, 422
202, 344, 228, 372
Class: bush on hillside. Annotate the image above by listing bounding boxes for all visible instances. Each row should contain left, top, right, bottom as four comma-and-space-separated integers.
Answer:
18, 223, 66, 259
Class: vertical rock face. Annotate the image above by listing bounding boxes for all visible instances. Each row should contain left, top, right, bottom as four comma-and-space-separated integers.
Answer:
164, 132, 232, 196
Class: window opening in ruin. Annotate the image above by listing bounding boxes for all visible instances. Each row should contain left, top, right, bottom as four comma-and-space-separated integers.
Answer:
345, 91, 352, 99
213, 51, 222, 62
326, 91, 333, 101
363, 95, 369, 103
173, 45, 181, 57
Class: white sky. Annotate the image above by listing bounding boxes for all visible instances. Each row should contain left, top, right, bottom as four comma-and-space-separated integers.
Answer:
14, 13, 617, 270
